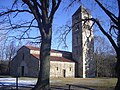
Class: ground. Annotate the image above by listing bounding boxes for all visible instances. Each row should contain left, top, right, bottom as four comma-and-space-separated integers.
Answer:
51, 77, 117, 90
0, 76, 117, 90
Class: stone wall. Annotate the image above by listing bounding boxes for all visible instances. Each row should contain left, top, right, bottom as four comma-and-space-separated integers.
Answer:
50, 61, 75, 77
10, 46, 39, 77
10, 46, 75, 78
72, 6, 95, 78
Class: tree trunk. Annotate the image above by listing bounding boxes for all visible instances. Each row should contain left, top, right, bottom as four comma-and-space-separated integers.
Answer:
115, 29, 120, 90
115, 54, 120, 90
32, 27, 52, 90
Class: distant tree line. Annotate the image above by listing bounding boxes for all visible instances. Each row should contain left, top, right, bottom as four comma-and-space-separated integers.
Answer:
95, 53, 116, 77
0, 60, 9, 75
94, 36, 116, 77
0, 41, 18, 75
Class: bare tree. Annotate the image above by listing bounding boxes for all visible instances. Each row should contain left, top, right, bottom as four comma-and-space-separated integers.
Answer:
0, 0, 61, 90
0, 61, 8, 75
94, 36, 116, 77
68, 0, 120, 89
5, 41, 17, 61
5, 41, 17, 74
91, 1, 120, 89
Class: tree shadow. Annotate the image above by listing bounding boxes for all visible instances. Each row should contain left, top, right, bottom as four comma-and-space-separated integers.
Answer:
51, 85, 69, 90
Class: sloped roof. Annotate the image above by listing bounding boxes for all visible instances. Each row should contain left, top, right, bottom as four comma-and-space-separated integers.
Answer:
25, 46, 74, 62
25, 46, 71, 54
32, 54, 73, 62
50, 56, 73, 62
25, 46, 40, 51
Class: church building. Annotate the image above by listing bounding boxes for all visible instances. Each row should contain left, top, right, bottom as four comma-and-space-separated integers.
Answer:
10, 46, 75, 77
10, 6, 96, 78
72, 6, 95, 78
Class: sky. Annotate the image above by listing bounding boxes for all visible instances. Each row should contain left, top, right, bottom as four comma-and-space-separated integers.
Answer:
52, 1, 80, 51
0, 0, 118, 52
51, 0, 117, 52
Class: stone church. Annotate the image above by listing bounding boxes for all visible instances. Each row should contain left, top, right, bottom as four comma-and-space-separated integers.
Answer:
10, 6, 95, 78
10, 46, 75, 77
72, 6, 95, 78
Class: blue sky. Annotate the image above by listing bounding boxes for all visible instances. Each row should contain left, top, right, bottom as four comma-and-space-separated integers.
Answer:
0, 0, 117, 52
52, 0, 110, 51
0, 0, 80, 51
52, 1, 80, 51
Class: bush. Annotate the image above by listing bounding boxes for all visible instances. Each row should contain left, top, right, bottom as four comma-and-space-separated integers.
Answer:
0, 61, 9, 75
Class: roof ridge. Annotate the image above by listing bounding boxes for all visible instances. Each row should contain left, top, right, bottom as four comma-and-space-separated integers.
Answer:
24, 45, 71, 53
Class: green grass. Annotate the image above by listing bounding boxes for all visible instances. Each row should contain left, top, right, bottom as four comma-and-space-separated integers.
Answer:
0, 76, 117, 90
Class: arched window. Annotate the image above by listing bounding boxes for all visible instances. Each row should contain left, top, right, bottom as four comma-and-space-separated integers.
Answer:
70, 67, 72, 71
56, 67, 58, 71
22, 53, 24, 60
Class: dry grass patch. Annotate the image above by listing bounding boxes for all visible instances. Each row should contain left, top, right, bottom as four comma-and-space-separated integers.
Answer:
50, 77, 117, 90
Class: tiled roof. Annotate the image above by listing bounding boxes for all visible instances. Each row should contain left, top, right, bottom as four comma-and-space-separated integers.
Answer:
31, 54, 74, 62
26, 45, 74, 62
32, 54, 39, 59
25, 46, 40, 51
50, 56, 73, 62
25, 46, 71, 54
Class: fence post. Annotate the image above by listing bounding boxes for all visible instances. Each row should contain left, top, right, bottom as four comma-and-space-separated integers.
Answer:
16, 76, 19, 90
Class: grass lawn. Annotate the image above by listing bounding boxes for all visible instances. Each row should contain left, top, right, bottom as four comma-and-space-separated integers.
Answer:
50, 77, 117, 90
0, 76, 117, 90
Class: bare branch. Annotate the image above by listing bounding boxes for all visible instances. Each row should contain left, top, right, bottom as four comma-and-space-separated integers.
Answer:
18, 19, 36, 39
11, 0, 18, 9
117, 0, 120, 18
29, 41, 41, 44
70, 16, 118, 54
22, 0, 42, 24
49, 0, 61, 23
94, 18, 118, 54
0, 25, 38, 31
9, 36, 41, 40
95, 0, 118, 25
67, 0, 80, 9
0, 9, 32, 17
56, 24, 71, 49
81, 18, 118, 53
109, 25, 119, 36
1, 18, 38, 31
31, 0, 42, 20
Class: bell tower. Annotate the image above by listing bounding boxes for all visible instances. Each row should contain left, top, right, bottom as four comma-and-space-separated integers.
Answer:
72, 6, 95, 78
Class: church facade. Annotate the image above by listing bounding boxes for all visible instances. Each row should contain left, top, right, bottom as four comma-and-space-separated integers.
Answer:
10, 6, 96, 78
10, 46, 75, 77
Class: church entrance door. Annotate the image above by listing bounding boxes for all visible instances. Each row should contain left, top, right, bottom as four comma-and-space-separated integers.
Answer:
63, 69, 66, 77
21, 66, 24, 76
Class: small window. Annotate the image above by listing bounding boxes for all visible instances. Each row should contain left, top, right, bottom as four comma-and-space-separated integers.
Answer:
76, 49, 79, 56
77, 25, 79, 30
56, 67, 58, 71
87, 37, 89, 42
83, 24, 90, 29
75, 16, 79, 21
84, 16, 88, 19
75, 25, 79, 32
70, 67, 72, 71
22, 53, 24, 60
76, 36, 79, 44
